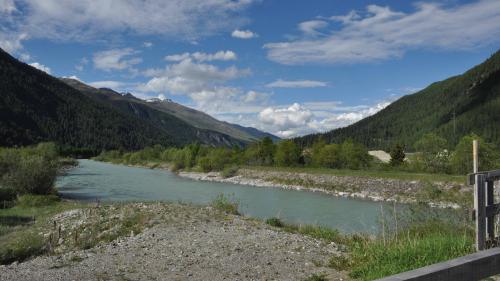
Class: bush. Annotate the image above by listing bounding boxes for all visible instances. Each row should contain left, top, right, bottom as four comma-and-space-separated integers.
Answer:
16, 194, 60, 207
221, 166, 239, 178
0, 144, 59, 195
449, 134, 498, 174
0, 231, 45, 264
211, 193, 239, 215
265, 217, 284, 227
389, 144, 405, 166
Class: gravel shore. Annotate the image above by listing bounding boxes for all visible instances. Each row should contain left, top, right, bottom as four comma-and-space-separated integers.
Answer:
0, 203, 346, 281
179, 168, 471, 208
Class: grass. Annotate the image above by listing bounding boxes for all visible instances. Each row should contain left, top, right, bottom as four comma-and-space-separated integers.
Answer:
244, 165, 466, 184
265, 208, 474, 281
211, 193, 240, 215
346, 222, 473, 280
0, 197, 85, 264
303, 273, 328, 281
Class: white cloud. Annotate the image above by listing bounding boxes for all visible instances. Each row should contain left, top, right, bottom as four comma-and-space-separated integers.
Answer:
266, 79, 327, 88
88, 80, 131, 90
298, 20, 328, 36
143, 41, 153, 48
231, 29, 257, 39
28, 62, 51, 74
62, 75, 81, 81
254, 100, 392, 138
259, 103, 313, 136
75, 57, 88, 71
242, 90, 270, 103
165, 50, 237, 62
93, 48, 142, 72
0, 0, 255, 50
265, 0, 500, 64
0, 32, 28, 54
0, 0, 16, 14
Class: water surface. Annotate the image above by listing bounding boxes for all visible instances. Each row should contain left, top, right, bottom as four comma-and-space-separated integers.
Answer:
57, 160, 388, 233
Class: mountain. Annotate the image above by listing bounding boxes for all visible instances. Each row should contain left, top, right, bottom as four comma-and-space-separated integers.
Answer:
295, 50, 500, 151
0, 48, 245, 150
61, 78, 280, 143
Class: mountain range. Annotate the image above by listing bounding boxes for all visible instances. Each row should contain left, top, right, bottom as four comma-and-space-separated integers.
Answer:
0, 48, 278, 151
295, 50, 500, 151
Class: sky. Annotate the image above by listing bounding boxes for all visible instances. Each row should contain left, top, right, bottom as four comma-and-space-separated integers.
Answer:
1, 0, 499, 138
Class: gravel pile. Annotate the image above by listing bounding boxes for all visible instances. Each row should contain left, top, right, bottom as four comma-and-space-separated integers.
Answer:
0, 203, 347, 281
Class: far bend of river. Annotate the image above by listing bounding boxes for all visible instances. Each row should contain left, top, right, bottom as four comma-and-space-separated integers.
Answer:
57, 159, 390, 234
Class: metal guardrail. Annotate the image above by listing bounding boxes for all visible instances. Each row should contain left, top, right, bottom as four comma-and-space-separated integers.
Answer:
374, 247, 500, 281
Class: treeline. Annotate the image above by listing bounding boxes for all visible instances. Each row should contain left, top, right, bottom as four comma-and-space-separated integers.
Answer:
96, 133, 499, 176
0, 143, 73, 203
95, 138, 372, 173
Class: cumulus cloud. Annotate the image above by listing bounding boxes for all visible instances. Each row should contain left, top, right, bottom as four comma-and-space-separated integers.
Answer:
0, 0, 255, 51
143, 42, 153, 48
165, 50, 237, 62
231, 29, 257, 39
265, 0, 500, 64
137, 57, 256, 115
28, 62, 51, 74
93, 48, 142, 72
0, 33, 28, 54
298, 20, 328, 36
254, 100, 392, 138
266, 79, 327, 88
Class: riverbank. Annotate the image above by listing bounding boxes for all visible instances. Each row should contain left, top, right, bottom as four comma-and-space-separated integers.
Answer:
100, 159, 473, 208
178, 167, 472, 208
0, 201, 346, 281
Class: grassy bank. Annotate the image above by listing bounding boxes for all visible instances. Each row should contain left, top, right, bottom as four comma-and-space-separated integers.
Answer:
0, 195, 85, 264
244, 165, 466, 184
265, 205, 473, 281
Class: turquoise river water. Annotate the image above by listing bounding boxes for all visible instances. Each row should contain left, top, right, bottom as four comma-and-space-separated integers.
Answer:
56, 159, 390, 233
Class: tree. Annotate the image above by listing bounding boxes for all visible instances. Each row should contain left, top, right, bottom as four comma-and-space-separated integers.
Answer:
450, 134, 499, 174
274, 140, 301, 167
340, 140, 371, 169
414, 133, 449, 173
317, 144, 342, 168
390, 144, 405, 166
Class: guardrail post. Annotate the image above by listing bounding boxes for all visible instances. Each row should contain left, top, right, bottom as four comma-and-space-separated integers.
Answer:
475, 174, 486, 251
486, 179, 495, 244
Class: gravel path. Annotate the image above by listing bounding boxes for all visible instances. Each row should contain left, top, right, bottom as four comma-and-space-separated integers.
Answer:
0, 203, 347, 281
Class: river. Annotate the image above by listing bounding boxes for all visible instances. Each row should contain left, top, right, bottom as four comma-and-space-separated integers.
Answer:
56, 159, 389, 233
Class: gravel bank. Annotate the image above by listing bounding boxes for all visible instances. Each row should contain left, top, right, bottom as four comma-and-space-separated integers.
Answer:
179, 169, 471, 208
0, 203, 346, 281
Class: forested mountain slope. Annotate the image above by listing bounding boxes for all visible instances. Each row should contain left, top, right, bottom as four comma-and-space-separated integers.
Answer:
61, 78, 279, 143
0, 48, 243, 150
295, 50, 500, 150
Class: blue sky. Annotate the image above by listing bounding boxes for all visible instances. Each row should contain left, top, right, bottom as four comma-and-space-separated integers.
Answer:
1, 0, 499, 138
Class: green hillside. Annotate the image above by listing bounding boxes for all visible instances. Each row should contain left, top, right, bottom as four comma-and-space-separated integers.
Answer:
0, 48, 243, 150
295, 50, 500, 150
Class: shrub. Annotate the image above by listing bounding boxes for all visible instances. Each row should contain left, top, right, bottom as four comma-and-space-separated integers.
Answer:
211, 193, 239, 215
0, 145, 59, 195
0, 231, 45, 264
16, 194, 60, 207
265, 217, 284, 227
221, 166, 239, 178
449, 134, 498, 174
389, 144, 405, 166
